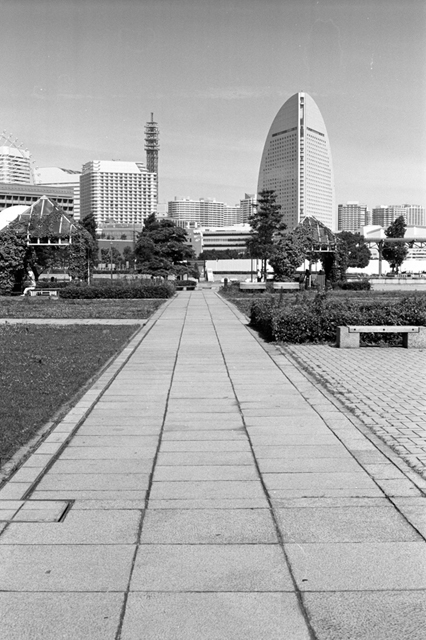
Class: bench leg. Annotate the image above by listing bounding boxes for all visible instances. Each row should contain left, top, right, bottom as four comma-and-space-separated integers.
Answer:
403, 328, 426, 348
336, 327, 360, 348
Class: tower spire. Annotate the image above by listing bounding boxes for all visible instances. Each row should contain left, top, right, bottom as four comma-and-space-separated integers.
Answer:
144, 113, 159, 203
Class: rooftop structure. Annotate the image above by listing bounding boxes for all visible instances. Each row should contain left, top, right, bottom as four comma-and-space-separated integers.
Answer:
0, 132, 32, 184
34, 167, 81, 220
258, 92, 335, 230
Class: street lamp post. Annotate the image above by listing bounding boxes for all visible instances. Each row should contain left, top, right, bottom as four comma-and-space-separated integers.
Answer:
110, 241, 113, 282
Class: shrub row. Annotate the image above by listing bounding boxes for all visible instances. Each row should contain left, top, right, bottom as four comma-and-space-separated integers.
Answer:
59, 281, 176, 299
250, 293, 426, 344
332, 279, 371, 290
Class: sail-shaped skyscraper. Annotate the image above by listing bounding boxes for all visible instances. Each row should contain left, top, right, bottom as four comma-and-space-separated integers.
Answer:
258, 92, 335, 230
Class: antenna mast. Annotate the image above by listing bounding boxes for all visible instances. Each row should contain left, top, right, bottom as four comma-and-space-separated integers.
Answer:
144, 112, 159, 202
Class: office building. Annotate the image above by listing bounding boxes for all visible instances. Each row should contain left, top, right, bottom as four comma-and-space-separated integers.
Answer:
34, 167, 81, 220
168, 196, 251, 227
187, 224, 251, 256
0, 183, 74, 216
80, 160, 157, 225
338, 201, 369, 232
258, 92, 335, 230
372, 204, 426, 228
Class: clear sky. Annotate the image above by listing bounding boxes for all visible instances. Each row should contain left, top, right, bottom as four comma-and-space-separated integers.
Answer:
1, 0, 425, 211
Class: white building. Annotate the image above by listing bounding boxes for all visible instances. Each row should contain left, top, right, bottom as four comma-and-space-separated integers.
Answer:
187, 224, 251, 256
0, 146, 32, 184
372, 205, 426, 228
338, 201, 370, 232
258, 92, 335, 230
168, 195, 256, 227
34, 167, 81, 220
80, 160, 157, 225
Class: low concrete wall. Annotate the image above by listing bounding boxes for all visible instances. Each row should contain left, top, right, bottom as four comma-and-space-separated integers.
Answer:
370, 278, 426, 291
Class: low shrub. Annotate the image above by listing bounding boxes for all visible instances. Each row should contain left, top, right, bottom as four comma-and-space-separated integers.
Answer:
250, 293, 426, 344
333, 279, 371, 291
59, 281, 176, 299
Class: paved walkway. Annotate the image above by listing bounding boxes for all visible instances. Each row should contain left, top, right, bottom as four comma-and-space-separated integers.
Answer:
0, 290, 425, 639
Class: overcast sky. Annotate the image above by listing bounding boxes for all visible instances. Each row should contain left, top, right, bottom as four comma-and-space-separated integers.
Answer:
1, 0, 425, 210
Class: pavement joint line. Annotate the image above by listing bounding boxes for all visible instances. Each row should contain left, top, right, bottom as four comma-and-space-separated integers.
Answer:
203, 290, 319, 640
114, 291, 192, 640
277, 345, 426, 494
0, 297, 176, 506
217, 293, 426, 542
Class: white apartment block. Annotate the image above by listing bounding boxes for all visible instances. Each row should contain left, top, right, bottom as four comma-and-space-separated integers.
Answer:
372, 204, 426, 228
338, 201, 370, 232
80, 160, 157, 225
168, 196, 252, 227
0, 146, 32, 184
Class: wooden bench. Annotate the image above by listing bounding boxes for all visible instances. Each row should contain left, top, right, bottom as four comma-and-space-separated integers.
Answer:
239, 282, 266, 292
28, 289, 59, 298
272, 282, 300, 291
337, 325, 426, 349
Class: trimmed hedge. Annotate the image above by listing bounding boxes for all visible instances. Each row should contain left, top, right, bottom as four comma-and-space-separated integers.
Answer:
250, 293, 426, 344
59, 281, 176, 299
332, 279, 371, 291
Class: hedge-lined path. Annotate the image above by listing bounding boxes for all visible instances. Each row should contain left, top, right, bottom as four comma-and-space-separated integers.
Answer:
0, 290, 425, 639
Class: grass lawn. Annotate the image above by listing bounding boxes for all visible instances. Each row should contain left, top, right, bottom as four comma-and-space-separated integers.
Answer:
0, 323, 140, 466
0, 297, 165, 319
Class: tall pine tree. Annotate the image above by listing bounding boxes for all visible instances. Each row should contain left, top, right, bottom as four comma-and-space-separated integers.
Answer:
247, 190, 285, 280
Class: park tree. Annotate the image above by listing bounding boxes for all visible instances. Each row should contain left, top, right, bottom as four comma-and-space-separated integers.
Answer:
101, 246, 122, 266
382, 215, 408, 273
134, 214, 195, 276
80, 212, 99, 269
247, 190, 285, 280
123, 245, 135, 266
269, 233, 307, 280
0, 226, 28, 294
336, 231, 371, 269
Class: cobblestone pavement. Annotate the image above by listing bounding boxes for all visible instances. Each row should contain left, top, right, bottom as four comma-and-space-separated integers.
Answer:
284, 345, 426, 478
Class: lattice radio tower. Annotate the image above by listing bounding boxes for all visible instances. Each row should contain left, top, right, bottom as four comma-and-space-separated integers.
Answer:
144, 113, 159, 202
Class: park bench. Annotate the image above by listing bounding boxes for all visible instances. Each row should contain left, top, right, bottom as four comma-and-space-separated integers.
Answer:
239, 282, 267, 292
272, 282, 300, 291
175, 283, 197, 291
28, 289, 59, 298
336, 325, 426, 349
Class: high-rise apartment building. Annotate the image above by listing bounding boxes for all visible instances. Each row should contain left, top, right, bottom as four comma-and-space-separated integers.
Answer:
372, 204, 426, 228
168, 197, 247, 227
258, 92, 335, 230
34, 167, 81, 219
338, 201, 369, 232
80, 160, 157, 225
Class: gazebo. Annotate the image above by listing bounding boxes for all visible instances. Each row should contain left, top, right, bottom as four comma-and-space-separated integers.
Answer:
296, 216, 338, 253
12, 196, 78, 246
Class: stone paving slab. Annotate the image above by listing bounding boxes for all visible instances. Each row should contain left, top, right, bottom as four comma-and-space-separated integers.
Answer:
120, 592, 311, 640
0, 592, 124, 640
130, 544, 292, 591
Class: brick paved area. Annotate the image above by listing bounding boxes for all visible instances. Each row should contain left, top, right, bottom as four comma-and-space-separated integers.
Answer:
285, 345, 426, 478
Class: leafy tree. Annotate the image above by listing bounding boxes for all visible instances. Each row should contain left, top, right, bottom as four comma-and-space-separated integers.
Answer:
247, 190, 285, 280
0, 226, 28, 294
134, 214, 195, 276
123, 245, 135, 265
269, 233, 306, 280
382, 215, 408, 273
336, 231, 371, 269
80, 212, 99, 268
317, 241, 349, 283
101, 247, 122, 265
